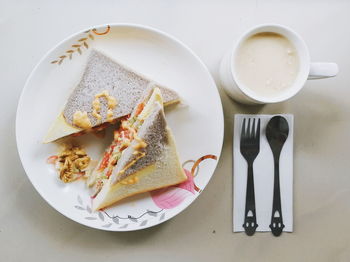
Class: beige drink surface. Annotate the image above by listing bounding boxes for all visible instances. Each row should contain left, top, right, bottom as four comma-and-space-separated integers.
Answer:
235, 32, 299, 97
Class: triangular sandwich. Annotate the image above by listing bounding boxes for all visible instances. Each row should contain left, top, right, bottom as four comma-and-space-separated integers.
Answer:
87, 88, 187, 210
44, 50, 180, 143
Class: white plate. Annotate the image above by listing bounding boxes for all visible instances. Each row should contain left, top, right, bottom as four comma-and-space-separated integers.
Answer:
16, 24, 224, 231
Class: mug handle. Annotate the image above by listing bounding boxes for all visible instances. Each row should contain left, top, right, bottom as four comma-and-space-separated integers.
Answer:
308, 62, 339, 80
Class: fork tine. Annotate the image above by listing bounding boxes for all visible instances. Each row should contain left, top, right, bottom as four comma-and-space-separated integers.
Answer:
247, 118, 251, 137
256, 119, 261, 143
241, 118, 246, 139
252, 119, 256, 138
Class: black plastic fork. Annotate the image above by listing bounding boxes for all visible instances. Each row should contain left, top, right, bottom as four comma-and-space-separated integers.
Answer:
240, 118, 261, 236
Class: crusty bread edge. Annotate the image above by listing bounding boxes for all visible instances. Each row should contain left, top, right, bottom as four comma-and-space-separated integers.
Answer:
43, 113, 82, 143
93, 126, 187, 211
93, 165, 187, 211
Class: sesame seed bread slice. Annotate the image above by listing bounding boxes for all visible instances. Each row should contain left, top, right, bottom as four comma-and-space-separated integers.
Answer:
44, 49, 180, 143
92, 91, 186, 210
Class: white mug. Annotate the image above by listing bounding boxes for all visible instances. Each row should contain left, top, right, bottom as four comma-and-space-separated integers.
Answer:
219, 24, 339, 104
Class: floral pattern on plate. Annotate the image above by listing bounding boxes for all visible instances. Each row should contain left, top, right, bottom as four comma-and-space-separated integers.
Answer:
74, 155, 217, 229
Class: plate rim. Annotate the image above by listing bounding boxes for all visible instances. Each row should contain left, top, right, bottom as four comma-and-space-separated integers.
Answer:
15, 23, 224, 231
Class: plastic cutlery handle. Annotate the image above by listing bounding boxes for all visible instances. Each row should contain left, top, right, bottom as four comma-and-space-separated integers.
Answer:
269, 160, 285, 236
243, 163, 258, 236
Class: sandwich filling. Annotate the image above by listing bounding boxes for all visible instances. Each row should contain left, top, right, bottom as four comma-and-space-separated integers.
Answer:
87, 88, 163, 198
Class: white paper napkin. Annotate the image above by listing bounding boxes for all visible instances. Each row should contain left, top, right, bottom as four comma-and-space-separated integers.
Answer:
233, 114, 294, 232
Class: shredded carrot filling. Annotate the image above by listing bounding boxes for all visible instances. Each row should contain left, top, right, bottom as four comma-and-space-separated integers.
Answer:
106, 168, 113, 178
47, 155, 58, 164
135, 102, 145, 116
98, 145, 116, 171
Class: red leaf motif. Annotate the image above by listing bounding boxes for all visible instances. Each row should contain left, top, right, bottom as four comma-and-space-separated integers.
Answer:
150, 169, 197, 209
150, 187, 192, 209
177, 169, 196, 194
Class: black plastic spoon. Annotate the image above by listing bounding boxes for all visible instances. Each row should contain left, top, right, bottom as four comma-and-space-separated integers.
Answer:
266, 116, 289, 237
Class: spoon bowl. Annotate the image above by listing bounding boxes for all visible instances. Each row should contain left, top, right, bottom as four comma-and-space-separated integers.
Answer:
266, 115, 289, 236
266, 116, 289, 157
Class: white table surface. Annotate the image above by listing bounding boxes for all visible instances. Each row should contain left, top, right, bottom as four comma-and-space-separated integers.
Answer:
1, 0, 350, 261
